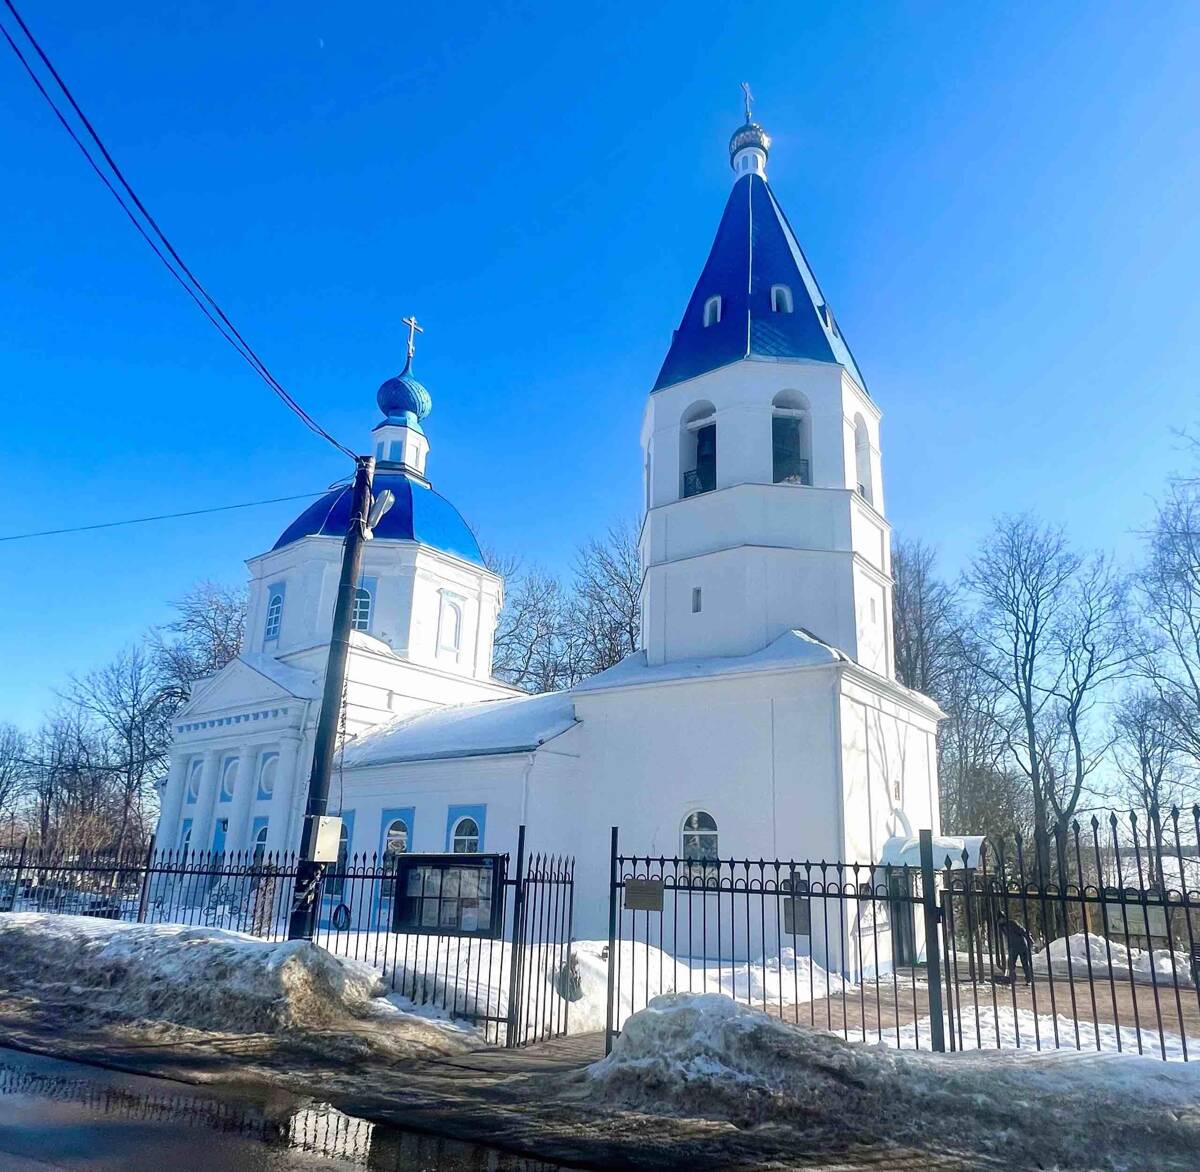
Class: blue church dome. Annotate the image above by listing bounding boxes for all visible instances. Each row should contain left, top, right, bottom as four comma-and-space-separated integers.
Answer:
376, 356, 432, 429
274, 470, 484, 565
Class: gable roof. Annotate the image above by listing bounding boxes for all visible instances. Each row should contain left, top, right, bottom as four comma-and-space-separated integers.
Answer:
652, 173, 867, 393
342, 690, 578, 767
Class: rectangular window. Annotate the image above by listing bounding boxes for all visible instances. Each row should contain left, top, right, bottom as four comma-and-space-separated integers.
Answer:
691, 587, 702, 614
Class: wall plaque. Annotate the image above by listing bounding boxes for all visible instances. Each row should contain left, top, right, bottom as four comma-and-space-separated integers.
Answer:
624, 878, 664, 912
783, 897, 811, 936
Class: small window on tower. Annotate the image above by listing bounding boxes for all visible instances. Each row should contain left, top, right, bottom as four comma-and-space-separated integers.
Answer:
352, 586, 372, 632
703, 296, 722, 328
893, 779, 902, 804
692, 588, 702, 614
770, 285, 793, 314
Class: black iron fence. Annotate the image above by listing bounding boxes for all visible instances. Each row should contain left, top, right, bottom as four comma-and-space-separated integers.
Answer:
0, 826, 574, 1047
607, 810, 1200, 1062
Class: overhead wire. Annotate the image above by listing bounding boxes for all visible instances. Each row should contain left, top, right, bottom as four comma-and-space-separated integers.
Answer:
0, 490, 330, 544
0, 0, 356, 461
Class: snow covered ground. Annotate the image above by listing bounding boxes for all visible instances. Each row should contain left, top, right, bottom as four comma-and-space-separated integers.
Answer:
1034, 931, 1196, 987
0, 912, 468, 1057
588, 994, 1200, 1171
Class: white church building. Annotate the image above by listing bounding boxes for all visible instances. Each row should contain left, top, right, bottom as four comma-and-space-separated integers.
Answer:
155, 109, 943, 940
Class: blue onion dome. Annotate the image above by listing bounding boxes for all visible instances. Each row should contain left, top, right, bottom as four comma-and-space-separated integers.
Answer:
274, 471, 483, 564
376, 355, 432, 429
729, 121, 770, 168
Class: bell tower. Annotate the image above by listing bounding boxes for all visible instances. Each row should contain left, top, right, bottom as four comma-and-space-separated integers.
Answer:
639, 98, 893, 677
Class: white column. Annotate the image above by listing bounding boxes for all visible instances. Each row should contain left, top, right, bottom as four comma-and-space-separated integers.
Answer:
226, 744, 258, 858
191, 749, 222, 857
266, 735, 302, 854
154, 753, 188, 851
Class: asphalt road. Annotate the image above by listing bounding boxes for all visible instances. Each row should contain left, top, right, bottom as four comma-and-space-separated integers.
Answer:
0, 1046, 567, 1171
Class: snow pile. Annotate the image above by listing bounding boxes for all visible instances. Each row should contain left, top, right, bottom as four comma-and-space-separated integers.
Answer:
588, 994, 1200, 1170
0, 913, 466, 1055
1035, 932, 1196, 987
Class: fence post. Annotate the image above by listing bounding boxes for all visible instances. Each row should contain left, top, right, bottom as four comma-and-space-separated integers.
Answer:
136, 837, 157, 924
5, 836, 28, 913
919, 829, 947, 1053
605, 825, 619, 1056
504, 824, 528, 1049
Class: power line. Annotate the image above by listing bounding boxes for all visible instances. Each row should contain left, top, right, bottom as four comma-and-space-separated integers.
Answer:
0, 0, 356, 461
0, 490, 330, 544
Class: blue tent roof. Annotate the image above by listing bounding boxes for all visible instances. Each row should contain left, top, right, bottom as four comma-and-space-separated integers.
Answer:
274, 471, 484, 565
652, 173, 867, 394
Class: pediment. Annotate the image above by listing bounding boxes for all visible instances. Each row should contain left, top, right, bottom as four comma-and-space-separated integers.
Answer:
178, 654, 319, 721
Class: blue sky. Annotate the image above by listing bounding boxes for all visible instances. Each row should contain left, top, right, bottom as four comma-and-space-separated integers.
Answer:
1, 1, 1198, 727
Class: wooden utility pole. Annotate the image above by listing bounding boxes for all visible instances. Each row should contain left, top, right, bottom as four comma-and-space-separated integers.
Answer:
288, 456, 376, 940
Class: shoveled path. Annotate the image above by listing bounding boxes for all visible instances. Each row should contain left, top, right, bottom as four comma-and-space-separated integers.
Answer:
0, 992, 975, 1170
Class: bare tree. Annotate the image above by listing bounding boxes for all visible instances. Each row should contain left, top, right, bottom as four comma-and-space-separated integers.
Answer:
0, 724, 31, 846
569, 519, 641, 678
1112, 691, 1198, 883
962, 516, 1080, 879
892, 537, 959, 699
1139, 475, 1200, 765
65, 645, 172, 853
153, 580, 247, 704
488, 552, 572, 694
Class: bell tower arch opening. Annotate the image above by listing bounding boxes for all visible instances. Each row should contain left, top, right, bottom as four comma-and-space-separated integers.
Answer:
680, 400, 717, 499
771, 390, 812, 486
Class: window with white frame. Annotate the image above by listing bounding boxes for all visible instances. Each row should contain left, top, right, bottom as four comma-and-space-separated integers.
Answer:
770, 284, 793, 313
452, 817, 480, 853
438, 593, 464, 656
702, 295, 722, 327
219, 757, 238, 802
185, 759, 202, 803
257, 753, 278, 799
253, 824, 268, 863
264, 588, 284, 641
351, 586, 372, 632
681, 811, 718, 863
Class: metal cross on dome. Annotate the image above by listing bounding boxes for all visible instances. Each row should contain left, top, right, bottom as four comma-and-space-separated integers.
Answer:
740, 82, 753, 123
402, 314, 424, 362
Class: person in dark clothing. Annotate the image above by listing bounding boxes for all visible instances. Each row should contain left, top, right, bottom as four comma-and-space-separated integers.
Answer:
994, 912, 1034, 984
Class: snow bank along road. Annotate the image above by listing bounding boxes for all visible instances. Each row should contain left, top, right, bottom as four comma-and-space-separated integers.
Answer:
588, 993, 1200, 1171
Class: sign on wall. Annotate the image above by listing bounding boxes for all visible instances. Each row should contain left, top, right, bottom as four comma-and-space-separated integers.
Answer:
389, 854, 506, 939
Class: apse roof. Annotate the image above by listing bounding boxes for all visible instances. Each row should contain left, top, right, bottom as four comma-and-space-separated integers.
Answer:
652, 173, 867, 394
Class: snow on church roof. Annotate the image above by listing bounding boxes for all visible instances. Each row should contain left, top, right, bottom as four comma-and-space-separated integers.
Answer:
573, 628, 846, 694
343, 690, 578, 767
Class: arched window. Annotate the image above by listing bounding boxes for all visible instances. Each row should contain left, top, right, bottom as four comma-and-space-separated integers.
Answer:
253, 824, 269, 864
854, 414, 874, 505
351, 586, 372, 632
180, 824, 192, 853
770, 284, 793, 314
257, 753, 278, 799
438, 594, 464, 655
682, 811, 718, 862
680, 400, 716, 499
452, 817, 480, 853
185, 759, 202, 804
381, 818, 409, 899
702, 295, 722, 328
264, 588, 284, 642
772, 390, 812, 486
219, 757, 238, 802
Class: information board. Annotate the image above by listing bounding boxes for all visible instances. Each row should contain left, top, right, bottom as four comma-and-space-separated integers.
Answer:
389, 854, 506, 939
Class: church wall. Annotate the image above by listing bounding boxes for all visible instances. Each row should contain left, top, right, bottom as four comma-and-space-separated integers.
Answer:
562, 667, 845, 941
